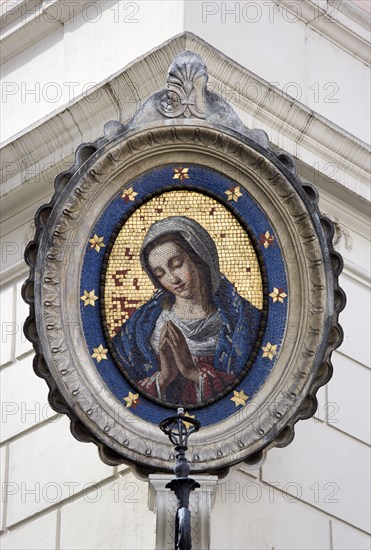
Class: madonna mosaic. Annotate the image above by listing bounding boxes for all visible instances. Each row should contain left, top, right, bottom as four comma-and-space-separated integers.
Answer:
104, 190, 264, 406
80, 164, 288, 419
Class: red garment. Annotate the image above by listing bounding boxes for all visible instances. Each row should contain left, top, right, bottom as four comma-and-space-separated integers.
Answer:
139, 356, 235, 405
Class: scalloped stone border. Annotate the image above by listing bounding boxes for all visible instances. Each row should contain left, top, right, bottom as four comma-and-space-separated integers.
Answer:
22, 120, 346, 475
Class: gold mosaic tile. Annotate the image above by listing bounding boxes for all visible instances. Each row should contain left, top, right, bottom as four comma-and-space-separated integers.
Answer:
104, 190, 263, 337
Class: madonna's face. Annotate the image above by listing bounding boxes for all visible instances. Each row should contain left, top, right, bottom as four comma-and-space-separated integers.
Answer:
148, 241, 201, 300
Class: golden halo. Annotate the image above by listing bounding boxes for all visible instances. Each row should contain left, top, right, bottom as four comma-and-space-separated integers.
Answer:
104, 190, 263, 338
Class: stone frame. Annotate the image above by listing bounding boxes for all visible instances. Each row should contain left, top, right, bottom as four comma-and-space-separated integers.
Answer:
23, 52, 345, 474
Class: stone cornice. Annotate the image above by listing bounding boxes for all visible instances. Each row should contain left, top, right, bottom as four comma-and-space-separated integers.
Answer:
1, 32, 369, 223
0, 0, 37, 26
336, 0, 371, 29
1, 0, 370, 66
278, 0, 370, 65
0, 0, 92, 64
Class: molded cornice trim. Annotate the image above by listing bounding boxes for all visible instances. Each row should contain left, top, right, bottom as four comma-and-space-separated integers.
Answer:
279, 0, 370, 65
1, 0, 370, 66
1, 32, 369, 223
0, 0, 92, 64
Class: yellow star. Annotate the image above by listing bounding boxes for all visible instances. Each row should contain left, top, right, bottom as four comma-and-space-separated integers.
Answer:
261, 342, 278, 360
230, 390, 249, 407
123, 391, 140, 409
182, 412, 196, 430
269, 287, 288, 303
173, 167, 189, 180
225, 186, 243, 202
89, 234, 105, 252
80, 290, 99, 307
122, 186, 138, 203
91, 344, 108, 363
259, 231, 275, 249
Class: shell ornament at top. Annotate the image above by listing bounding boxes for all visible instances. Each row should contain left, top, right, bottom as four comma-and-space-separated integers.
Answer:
23, 52, 345, 474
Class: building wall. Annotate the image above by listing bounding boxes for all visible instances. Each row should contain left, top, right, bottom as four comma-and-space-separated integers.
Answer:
1, 1, 370, 549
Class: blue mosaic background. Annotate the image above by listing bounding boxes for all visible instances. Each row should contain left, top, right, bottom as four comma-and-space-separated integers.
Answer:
80, 165, 288, 427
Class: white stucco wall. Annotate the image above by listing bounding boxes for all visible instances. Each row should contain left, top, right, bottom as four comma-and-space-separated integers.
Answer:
185, 0, 370, 142
1, 0, 185, 142
1, 1, 370, 549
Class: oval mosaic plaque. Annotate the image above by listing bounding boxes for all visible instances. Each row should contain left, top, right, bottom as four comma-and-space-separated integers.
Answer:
23, 52, 344, 473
